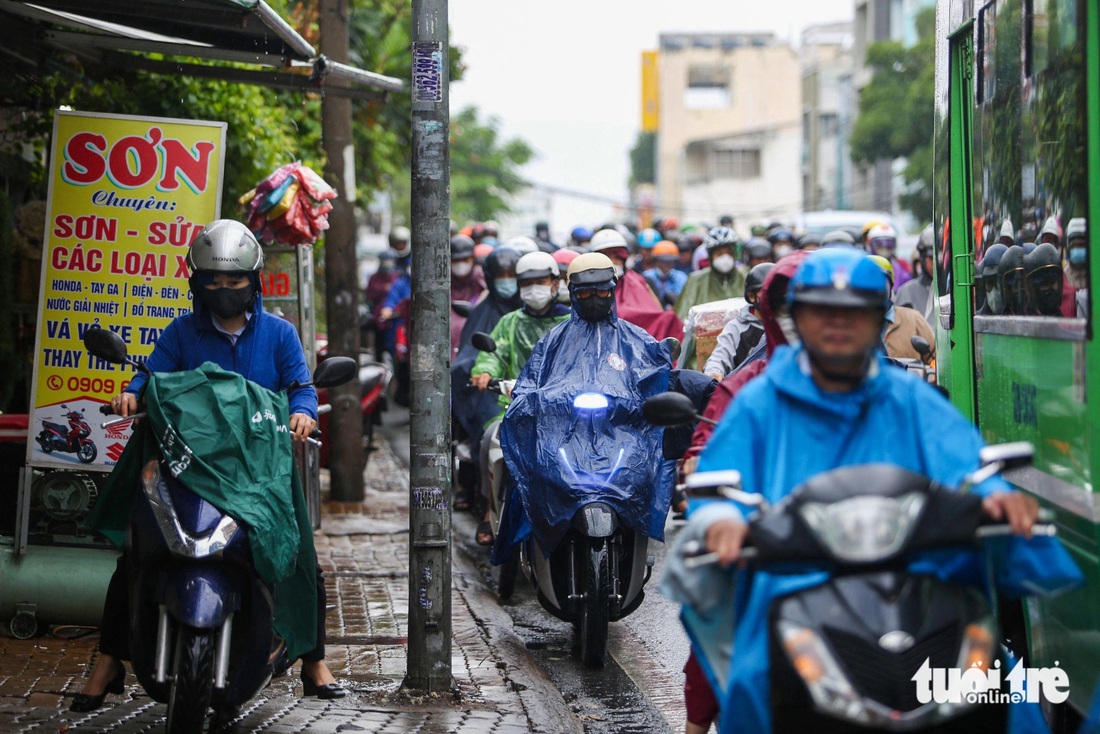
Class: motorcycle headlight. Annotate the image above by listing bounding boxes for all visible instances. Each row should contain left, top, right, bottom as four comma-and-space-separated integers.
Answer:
573, 392, 609, 411
778, 620, 872, 725
799, 492, 926, 563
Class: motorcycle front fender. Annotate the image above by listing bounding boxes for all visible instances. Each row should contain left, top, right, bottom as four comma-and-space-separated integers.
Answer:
571, 502, 618, 538
162, 565, 241, 629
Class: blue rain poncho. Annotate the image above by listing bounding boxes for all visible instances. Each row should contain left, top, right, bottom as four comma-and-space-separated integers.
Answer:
669, 344, 1081, 734
492, 304, 676, 563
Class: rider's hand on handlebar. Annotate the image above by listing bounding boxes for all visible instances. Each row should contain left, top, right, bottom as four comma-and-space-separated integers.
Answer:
982, 491, 1040, 538
470, 373, 493, 392
289, 413, 317, 442
379, 307, 395, 322
705, 517, 749, 567
110, 392, 138, 417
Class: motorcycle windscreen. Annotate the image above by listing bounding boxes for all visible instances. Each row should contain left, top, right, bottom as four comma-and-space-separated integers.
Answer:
495, 310, 675, 562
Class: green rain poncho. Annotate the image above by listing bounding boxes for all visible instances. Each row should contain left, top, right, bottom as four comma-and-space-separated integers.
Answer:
88, 363, 317, 659
674, 267, 747, 368
470, 305, 570, 411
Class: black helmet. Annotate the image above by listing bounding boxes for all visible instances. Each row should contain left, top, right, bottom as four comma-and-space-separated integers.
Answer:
450, 234, 475, 260
187, 220, 263, 272
745, 238, 773, 261
797, 233, 822, 250
484, 247, 521, 282
1024, 242, 1063, 314
766, 227, 794, 245
997, 245, 1027, 313
745, 262, 775, 300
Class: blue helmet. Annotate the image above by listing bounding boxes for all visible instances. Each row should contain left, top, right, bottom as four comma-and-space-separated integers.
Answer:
636, 228, 662, 249
788, 248, 890, 310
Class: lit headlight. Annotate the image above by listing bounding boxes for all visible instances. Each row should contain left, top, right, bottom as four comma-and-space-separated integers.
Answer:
799, 492, 926, 563
573, 392, 609, 411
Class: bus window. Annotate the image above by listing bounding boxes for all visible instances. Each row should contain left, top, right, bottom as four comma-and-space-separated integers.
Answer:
973, 0, 1087, 328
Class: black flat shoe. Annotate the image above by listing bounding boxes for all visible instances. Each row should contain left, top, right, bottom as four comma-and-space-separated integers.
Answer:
70, 666, 125, 712
300, 670, 347, 699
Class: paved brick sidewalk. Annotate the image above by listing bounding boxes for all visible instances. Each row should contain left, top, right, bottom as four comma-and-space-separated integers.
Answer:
0, 440, 579, 733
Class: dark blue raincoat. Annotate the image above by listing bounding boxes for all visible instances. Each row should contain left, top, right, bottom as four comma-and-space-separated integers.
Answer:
491, 303, 676, 564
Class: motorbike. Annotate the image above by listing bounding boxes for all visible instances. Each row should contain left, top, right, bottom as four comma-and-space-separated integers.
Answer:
485, 332, 662, 668
82, 326, 356, 733
315, 340, 392, 468
893, 334, 937, 384
646, 392, 1078, 733
468, 331, 518, 597
35, 405, 97, 463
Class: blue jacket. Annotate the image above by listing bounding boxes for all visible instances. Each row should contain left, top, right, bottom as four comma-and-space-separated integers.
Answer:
125, 289, 317, 419
692, 344, 1072, 733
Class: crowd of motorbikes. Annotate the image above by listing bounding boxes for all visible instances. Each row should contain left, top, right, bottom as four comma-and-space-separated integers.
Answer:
82, 291, 1071, 734
451, 320, 1077, 733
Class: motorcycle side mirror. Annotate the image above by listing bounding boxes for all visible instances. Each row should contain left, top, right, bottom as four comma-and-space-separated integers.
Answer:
312, 356, 358, 389
83, 325, 129, 364
452, 301, 472, 318
661, 336, 682, 363
471, 331, 497, 353
910, 335, 931, 358
979, 441, 1034, 471
642, 391, 699, 426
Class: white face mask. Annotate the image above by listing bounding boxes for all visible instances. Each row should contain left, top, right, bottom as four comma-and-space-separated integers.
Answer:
451, 261, 473, 278
777, 314, 800, 345
557, 283, 572, 304
712, 254, 736, 274
774, 244, 793, 259
520, 284, 555, 311
613, 264, 625, 279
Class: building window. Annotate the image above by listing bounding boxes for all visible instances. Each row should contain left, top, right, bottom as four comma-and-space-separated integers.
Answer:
714, 149, 761, 179
819, 113, 839, 137
685, 64, 731, 109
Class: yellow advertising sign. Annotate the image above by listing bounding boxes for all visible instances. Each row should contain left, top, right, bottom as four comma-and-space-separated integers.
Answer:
641, 51, 660, 133
27, 110, 226, 470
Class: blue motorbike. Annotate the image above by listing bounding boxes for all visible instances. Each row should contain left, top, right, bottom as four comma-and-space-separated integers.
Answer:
83, 326, 355, 733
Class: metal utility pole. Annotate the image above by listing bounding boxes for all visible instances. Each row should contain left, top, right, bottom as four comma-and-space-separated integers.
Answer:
404, 0, 452, 692
319, 0, 365, 500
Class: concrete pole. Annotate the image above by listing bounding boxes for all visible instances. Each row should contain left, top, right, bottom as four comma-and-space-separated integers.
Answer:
319, 0, 365, 501
404, 0, 452, 691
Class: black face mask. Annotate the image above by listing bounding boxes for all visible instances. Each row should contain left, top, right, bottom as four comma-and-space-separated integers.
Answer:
575, 294, 614, 322
200, 285, 255, 320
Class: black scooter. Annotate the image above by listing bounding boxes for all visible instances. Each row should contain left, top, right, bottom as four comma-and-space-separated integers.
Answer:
84, 326, 355, 733
646, 392, 1067, 733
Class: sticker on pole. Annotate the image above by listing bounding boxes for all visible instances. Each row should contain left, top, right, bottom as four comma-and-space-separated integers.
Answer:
412, 42, 443, 103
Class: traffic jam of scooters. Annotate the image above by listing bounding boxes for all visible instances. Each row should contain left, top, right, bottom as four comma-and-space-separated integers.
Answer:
2, 2, 1095, 732
5, 182, 1090, 734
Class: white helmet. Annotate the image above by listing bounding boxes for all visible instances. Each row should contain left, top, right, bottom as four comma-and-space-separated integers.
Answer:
866, 223, 897, 243
504, 235, 539, 255
588, 228, 629, 253
516, 251, 560, 282
187, 220, 263, 272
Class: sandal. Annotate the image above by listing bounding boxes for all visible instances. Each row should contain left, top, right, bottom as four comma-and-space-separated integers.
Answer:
475, 520, 494, 546
454, 490, 471, 512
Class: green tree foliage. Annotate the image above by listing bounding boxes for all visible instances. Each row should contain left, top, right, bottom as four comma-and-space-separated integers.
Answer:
629, 131, 656, 188
849, 6, 935, 223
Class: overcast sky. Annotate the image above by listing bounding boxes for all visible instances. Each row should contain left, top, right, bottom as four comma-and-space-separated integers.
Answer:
448, 0, 853, 219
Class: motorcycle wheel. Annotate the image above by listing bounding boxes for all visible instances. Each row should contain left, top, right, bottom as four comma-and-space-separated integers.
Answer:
77, 442, 97, 464
497, 554, 519, 600
165, 626, 215, 734
577, 540, 610, 668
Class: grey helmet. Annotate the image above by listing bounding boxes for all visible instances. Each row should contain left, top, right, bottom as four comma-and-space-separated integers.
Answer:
187, 220, 263, 272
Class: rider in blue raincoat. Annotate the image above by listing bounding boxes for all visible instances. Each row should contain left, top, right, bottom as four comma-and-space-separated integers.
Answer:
676, 248, 1079, 734
492, 252, 676, 564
